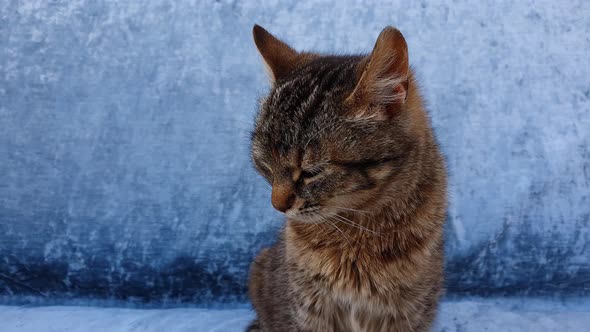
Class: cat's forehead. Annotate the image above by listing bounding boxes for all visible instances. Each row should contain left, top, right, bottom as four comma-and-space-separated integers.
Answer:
269, 58, 358, 109
253, 57, 361, 156
263, 60, 357, 123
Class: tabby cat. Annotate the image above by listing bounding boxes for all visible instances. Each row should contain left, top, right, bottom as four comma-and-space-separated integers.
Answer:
248, 25, 447, 332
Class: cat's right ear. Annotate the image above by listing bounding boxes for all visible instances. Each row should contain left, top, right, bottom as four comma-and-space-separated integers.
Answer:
253, 25, 305, 83
345, 27, 410, 119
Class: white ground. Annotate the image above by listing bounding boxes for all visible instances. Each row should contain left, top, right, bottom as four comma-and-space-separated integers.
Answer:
1, 297, 588, 332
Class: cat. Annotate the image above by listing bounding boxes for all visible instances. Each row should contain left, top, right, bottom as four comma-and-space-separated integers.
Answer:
247, 25, 447, 332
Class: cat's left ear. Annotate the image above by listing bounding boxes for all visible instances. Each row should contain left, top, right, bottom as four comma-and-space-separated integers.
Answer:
253, 25, 312, 83
345, 27, 410, 118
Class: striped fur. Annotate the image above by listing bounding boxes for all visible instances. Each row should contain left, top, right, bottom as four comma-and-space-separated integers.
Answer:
248, 26, 447, 332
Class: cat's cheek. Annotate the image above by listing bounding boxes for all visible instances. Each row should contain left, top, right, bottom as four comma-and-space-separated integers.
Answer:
323, 184, 376, 211
368, 165, 395, 181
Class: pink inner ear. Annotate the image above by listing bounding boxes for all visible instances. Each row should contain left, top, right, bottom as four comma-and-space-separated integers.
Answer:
393, 80, 409, 102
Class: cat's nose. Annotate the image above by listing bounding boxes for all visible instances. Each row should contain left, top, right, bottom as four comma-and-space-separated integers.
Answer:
271, 183, 295, 213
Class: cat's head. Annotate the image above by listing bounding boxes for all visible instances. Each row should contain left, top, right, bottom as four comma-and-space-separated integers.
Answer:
251, 25, 424, 223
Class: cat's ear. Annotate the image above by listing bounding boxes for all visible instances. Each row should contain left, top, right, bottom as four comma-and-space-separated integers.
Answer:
253, 25, 305, 83
345, 27, 409, 118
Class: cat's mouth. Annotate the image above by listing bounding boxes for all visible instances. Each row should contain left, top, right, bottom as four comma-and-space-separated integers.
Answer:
286, 204, 356, 225
285, 205, 326, 223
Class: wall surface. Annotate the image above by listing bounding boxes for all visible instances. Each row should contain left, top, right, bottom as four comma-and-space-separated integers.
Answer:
1, 0, 589, 305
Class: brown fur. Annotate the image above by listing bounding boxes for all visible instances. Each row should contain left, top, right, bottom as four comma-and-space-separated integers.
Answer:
248, 25, 447, 332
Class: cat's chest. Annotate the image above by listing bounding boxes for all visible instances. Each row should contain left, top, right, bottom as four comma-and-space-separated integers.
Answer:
284, 223, 397, 304
288, 245, 385, 304
344, 304, 390, 332
316, 297, 393, 332
291, 281, 391, 332
285, 242, 403, 330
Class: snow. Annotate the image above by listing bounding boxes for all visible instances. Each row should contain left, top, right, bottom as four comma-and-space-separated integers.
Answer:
1, 297, 589, 332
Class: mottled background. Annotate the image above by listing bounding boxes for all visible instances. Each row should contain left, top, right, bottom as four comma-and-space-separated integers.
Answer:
0, 0, 588, 306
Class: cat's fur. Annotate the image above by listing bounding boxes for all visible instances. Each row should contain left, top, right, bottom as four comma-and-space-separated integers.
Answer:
248, 25, 447, 332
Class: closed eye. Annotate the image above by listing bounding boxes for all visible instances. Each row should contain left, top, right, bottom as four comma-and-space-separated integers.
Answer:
254, 159, 273, 179
300, 166, 325, 179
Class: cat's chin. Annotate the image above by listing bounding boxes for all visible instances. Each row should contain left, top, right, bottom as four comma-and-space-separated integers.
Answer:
284, 211, 326, 224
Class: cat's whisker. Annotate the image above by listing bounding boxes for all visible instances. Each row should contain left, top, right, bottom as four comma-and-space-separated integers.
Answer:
325, 205, 371, 214
313, 218, 330, 235
296, 211, 331, 236
326, 205, 385, 228
327, 220, 354, 249
302, 212, 328, 233
330, 213, 367, 230
330, 213, 382, 236
314, 212, 354, 249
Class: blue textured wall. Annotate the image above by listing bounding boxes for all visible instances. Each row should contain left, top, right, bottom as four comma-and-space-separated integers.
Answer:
1, 0, 589, 305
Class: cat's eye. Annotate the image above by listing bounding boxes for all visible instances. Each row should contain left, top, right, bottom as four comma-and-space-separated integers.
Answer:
254, 160, 273, 178
300, 166, 324, 179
